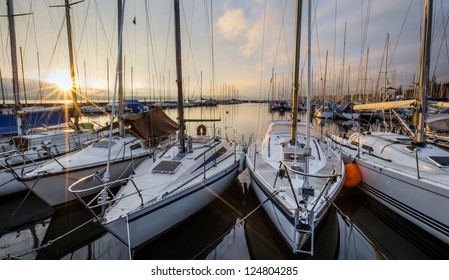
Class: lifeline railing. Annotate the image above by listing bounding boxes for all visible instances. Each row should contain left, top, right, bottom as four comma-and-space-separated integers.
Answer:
68, 142, 238, 222
4, 150, 55, 178
68, 174, 142, 223
274, 159, 340, 256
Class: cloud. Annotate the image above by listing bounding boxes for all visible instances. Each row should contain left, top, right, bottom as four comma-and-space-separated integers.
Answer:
239, 17, 265, 57
217, 9, 248, 40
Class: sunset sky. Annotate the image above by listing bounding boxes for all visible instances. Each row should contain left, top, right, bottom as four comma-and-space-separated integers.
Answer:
0, 0, 448, 103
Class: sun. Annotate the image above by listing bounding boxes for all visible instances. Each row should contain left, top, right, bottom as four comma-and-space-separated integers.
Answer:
47, 70, 73, 91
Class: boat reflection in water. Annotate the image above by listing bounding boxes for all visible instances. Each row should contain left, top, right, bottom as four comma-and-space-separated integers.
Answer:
0, 170, 381, 260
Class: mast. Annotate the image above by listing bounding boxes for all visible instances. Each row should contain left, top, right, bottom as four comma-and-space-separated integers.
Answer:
416, 0, 433, 144
107, 58, 110, 102
363, 47, 369, 102
290, 0, 302, 144
118, 0, 124, 136
0, 68, 5, 105
385, 33, 389, 97
323, 50, 328, 100
37, 52, 43, 105
19, 47, 27, 106
50, 0, 83, 130
305, 0, 312, 188
7, 0, 23, 135
102, 0, 125, 204
341, 22, 346, 98
174, 0, 185, 153
64, 0, 81, 131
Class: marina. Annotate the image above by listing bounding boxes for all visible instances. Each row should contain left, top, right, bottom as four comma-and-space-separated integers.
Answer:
1, 103, 449, 260
0, 0, 449, 265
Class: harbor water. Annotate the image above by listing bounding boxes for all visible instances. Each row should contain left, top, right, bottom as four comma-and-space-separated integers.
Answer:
1, 103, 449, 260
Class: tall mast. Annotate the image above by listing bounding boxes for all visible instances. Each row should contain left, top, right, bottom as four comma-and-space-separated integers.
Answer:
64, 0, 80, 131
19, 47, 27, 106
304, 0, 312, 189
290, 0, 302, 144
6, 0, 23, 135
117, 0, 124, 136
323, 50, 328, 100
37, 52, 43, 105
385, 33, 389, 95
102, 0, 125, 200
0, 68, 5, 105
416, 0, 433, 144
363, 47, 369, 102
50, 0, 83, 130
174, 0, 185, 153
341, 22, 346, 98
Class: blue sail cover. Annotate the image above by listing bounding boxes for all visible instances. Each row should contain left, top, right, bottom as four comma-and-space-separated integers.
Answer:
0, 107, 68, 135
125, 100, 145, 112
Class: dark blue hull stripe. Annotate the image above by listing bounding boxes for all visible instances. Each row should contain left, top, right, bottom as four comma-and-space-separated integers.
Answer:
248, 170, 295, 225
359, 181, 449, 238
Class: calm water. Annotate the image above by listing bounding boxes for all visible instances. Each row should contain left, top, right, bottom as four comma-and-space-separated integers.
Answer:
1, 103, 449, 260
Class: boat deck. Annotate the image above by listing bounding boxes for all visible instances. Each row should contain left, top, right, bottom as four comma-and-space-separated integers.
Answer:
249, 131, 343, 214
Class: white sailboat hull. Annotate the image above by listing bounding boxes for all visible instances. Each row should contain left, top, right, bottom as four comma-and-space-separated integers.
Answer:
248, 170, 302, 250
328, 132, 449, 245
335, 112, 360, 120
315, 110, 333, 119
0, 169, 28, 196
21, 156, 147, 207
0, 130, 108, 197
248, 158, 343, 252
246, 120, 345, 253
103, 161, 240, 248
356, 159, 449, 244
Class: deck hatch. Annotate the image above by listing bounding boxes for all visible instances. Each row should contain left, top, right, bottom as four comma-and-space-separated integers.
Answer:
152, 161, 182, 174
283, 153, 305, 162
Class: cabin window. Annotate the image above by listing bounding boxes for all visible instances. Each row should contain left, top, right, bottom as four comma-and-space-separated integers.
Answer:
427, 156, 449, 167
214, 147, 227, 158
130, 143, 142, 150
362, 144, 373, 152
351, 140, 359, 147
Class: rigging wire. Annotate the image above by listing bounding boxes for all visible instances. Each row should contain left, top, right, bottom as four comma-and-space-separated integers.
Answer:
270, 0, 288, 72
181, 0, 200, 100
93, 0, 115, 65
431, 3, 449, 79
388, 0, 412, 70
312, 0, 322, 84
355, 0, 372, 100
162, 0, 173, 100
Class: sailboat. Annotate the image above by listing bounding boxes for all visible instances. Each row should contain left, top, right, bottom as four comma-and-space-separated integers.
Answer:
69, 0, 244, 250
14, 0, 155, 207
0, 14, 67, 137
327, 0, 449, 245
245, 0, 345, 255
0, 0, 109, 197
314, 102, 334, 119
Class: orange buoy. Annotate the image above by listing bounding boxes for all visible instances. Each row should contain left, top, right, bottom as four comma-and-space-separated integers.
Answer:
343, 162, 362, 188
